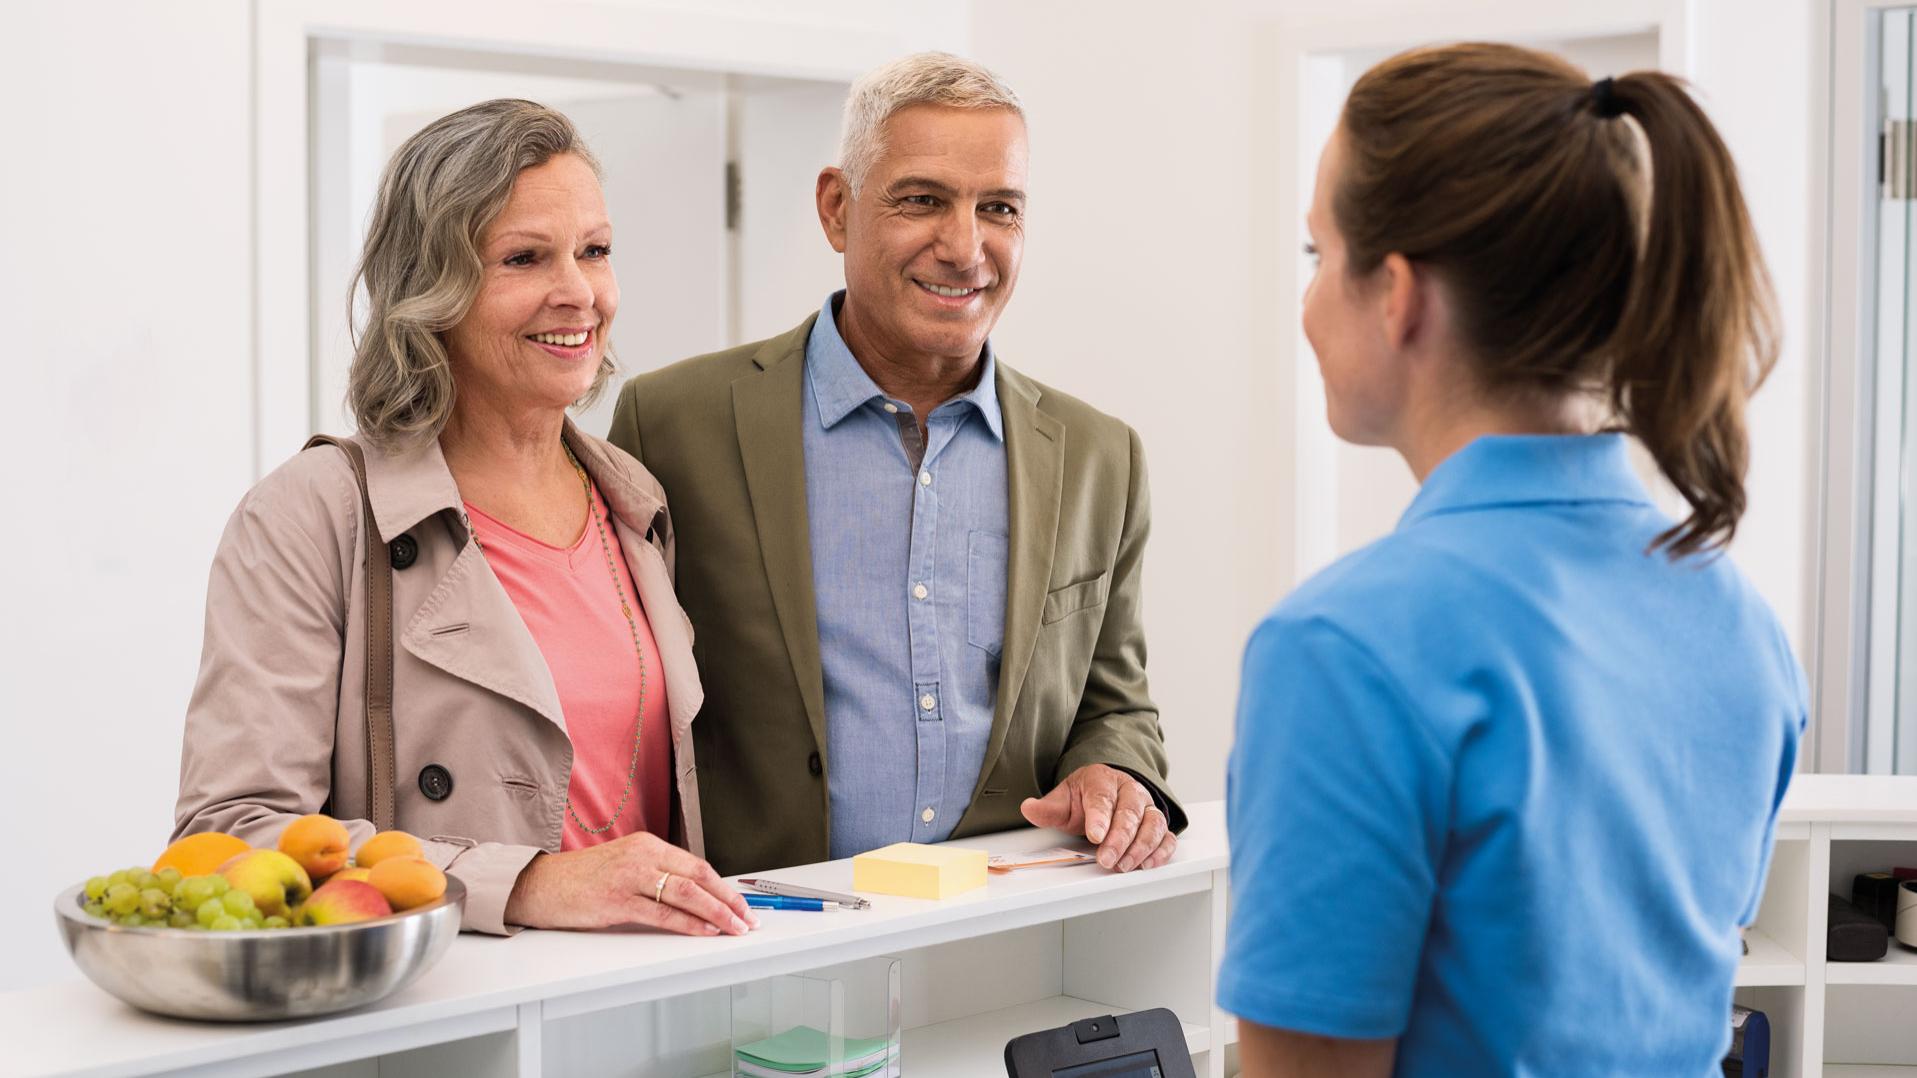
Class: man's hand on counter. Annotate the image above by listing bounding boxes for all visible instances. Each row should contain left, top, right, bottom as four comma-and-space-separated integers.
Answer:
1019, 764, 1177, 873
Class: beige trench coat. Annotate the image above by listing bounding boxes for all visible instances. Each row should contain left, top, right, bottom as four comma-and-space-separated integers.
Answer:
174, 420, 705, 934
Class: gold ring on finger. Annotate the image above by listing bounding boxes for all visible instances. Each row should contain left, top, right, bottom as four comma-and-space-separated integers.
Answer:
654, 872, 672, 905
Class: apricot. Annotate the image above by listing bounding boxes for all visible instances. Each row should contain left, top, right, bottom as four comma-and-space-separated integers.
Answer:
353, 830, 424, 869
367, 856, 447, 910
277, 814, 351, 881
330, 866, 373, 884
153, 832, 251, 878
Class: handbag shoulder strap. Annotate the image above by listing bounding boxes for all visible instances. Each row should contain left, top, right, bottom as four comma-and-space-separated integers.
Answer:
303, 435, 398, 832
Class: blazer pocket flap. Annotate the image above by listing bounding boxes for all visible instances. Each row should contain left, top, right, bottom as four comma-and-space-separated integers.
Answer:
1042, 573, 1109, 625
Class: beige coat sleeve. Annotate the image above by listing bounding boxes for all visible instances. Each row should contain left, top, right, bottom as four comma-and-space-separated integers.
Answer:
172, 451, 539, 935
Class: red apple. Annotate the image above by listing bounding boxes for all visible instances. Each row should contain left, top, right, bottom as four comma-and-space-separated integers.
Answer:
297, 878, 394, 926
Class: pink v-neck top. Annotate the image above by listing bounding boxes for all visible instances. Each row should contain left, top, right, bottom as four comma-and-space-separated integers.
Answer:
464, 486, 671, 850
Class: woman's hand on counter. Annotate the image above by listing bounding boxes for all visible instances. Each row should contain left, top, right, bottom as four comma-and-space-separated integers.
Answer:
503, 834, 759, 936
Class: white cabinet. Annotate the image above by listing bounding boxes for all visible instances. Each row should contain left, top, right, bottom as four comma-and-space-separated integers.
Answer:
1735, 775, 1917, 1077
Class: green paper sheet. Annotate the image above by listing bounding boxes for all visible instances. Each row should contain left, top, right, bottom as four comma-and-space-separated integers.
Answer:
735, 1025, 893, 1071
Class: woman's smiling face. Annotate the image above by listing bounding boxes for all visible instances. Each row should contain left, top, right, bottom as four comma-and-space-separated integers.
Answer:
443, 152, 618, 416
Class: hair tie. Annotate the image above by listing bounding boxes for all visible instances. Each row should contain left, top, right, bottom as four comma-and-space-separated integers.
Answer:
1589, 76, 1625, 119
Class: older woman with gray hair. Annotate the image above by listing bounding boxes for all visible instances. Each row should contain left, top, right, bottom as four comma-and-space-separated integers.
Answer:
174, 99, 755, 939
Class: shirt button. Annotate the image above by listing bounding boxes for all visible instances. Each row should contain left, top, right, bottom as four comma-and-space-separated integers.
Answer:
919, 471, 932, 487
883, 403, 899, 414
921, 807, 936, 823
807, 751, 823, 777
919, 693, 936, 711
912, 583, 929, 600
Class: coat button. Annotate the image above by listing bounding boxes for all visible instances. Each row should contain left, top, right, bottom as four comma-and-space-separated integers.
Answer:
807, 752, 822, 777
390, 534, 418, 570
418, 764, 453, 801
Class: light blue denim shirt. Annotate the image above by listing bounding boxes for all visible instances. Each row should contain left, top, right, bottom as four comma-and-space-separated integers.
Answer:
802, 292, 1009, 859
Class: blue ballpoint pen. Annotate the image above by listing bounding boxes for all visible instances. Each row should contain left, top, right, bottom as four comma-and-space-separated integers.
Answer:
742, 893, 839, 912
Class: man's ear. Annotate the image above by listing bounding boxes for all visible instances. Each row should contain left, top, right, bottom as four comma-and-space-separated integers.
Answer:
816, 167, 851, 254
1379, 252, 1424, 352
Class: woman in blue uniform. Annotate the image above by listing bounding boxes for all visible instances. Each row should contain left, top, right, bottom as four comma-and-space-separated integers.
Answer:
1219, 43, 1805, 1077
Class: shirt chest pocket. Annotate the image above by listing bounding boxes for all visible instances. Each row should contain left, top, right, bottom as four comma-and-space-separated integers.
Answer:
966, 531, 1008, 655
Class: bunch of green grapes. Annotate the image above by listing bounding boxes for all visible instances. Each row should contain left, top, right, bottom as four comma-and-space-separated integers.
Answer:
81, 867, 290, 931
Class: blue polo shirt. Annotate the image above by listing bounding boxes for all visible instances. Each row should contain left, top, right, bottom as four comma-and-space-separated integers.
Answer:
1218, 434, 1803, 1076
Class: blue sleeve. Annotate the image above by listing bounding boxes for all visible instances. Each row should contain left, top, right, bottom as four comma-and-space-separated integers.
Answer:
1216, 614, 1451, 1039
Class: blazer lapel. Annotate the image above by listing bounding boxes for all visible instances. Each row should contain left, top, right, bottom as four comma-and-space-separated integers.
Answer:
732, 324, 830, 761
976, 366, 1064, 791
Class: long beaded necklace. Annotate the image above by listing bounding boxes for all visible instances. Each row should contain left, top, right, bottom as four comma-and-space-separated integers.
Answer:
458, 444, 649, 836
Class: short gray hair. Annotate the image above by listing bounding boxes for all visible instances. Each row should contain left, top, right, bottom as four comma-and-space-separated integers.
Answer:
839, 52, 1023, 195
348, 99, 612, 447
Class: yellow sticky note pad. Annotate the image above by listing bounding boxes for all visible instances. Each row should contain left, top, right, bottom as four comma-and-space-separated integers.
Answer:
851, 842, 989, 900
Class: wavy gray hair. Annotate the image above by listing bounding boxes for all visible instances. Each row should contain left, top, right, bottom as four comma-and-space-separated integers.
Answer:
347, 98, 611, 446
838, 52, 1023, 196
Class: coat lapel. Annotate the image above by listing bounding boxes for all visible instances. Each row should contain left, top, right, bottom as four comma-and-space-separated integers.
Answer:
400, 538, 568, 733
732, 321, 830, 762
356, 433, 569, 733
976, 366, 1064, 791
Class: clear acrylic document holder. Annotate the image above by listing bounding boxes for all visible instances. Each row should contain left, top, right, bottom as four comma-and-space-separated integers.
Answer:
730, 955, 902, 1077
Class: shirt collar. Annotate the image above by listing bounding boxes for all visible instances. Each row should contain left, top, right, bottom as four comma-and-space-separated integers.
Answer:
805, 291, 1004, 441
1398, 433, 1652, 531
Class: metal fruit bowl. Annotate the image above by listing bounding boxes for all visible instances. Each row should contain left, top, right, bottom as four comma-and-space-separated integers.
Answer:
54, 876, 465, 1021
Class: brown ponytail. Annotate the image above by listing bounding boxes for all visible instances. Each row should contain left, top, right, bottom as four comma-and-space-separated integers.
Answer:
1336, 44, 1779, 556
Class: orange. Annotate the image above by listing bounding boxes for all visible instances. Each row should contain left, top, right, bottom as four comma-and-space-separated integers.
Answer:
367, 856, 447, 910
152, 832, 251, 877
354, 830, 423, 869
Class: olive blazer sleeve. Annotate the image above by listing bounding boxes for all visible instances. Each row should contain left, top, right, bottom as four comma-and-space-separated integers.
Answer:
1047, 425, 1182, 829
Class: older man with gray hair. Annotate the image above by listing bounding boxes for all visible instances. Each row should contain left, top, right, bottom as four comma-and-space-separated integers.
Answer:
609, 52, 1183, 877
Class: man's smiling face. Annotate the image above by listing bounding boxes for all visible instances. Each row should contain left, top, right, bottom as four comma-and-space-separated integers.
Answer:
829, 103, 1028, 366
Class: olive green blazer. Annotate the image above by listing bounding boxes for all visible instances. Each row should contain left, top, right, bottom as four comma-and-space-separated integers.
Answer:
608, 314, 1182, 876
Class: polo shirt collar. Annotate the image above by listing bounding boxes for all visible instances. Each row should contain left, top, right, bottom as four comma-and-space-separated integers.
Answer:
805, 291, 1005, 441
1398, 433, 1652, 531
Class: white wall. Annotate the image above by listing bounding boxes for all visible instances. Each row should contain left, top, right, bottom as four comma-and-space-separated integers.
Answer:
0, 0, 256, 994
970, 0, 1821, 808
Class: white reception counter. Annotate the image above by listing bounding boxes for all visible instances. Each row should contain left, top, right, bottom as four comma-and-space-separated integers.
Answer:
26, 775, 1917, 1078
10, 801, 1232, 1078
